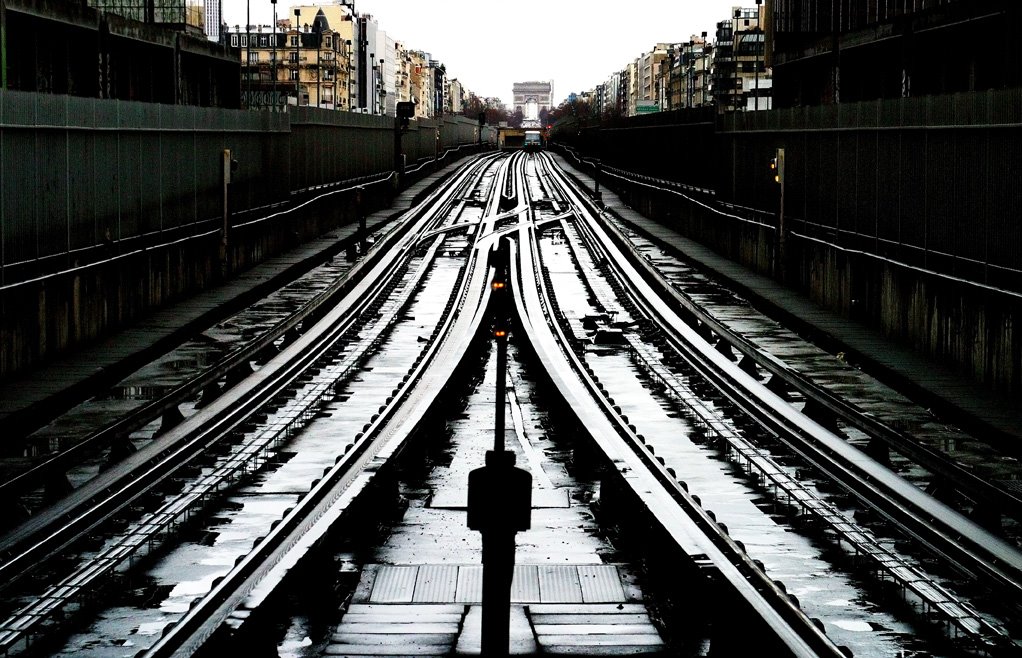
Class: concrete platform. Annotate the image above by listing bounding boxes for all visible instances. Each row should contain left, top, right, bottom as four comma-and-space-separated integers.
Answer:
324, 567, 665, 657
552, 153, 1022, 447
0, 162, 471, 444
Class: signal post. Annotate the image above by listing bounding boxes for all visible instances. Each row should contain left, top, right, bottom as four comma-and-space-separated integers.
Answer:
771, 148, 786, 280
467, 237, 532, 656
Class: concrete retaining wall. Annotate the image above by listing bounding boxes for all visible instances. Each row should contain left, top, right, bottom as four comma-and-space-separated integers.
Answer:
600, 171, 1021, 401
0, 88, 488, 381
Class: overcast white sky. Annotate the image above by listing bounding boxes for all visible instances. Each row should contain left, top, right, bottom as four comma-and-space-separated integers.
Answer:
223, 0, 741, 106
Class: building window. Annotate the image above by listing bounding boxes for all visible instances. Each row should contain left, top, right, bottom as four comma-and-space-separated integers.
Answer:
241, 35, 248, 47
248, 52, 258, 64
290, 70, 299, 81
231, 34, 238, 47
260, 35, 268, 47
323, 36, 331, 48
289, 52, 298, 62
290, 35, 298, 47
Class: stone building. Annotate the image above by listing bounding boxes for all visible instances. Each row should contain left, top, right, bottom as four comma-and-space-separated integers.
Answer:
513, 81, 553, 125
229, 9, 350, 110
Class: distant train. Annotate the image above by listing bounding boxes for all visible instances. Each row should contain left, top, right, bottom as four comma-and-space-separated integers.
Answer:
498, 127, 548, 150
523, 130, 544, 151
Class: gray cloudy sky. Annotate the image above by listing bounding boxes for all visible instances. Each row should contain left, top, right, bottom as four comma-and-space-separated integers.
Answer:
223, 0, 741, 106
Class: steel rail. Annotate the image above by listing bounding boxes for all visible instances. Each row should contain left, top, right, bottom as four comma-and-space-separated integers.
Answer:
509, 204, 847, 658
0, 154, 506, 657
538, 153, 1022, 609
0, 233, 451, 656
143, 153, 515, 658
0, 155, 498, 596
556, 154, 1022, 522
537, 155, 1012, 650
0, 153, 503, 505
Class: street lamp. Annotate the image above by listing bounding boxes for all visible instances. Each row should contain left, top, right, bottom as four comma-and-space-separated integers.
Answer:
755, 0, 762, 111
245, 0, 251, 107
345, 39, 353, 110
699, 31, 707, 107
271, 0, 277, 110
733, 9, 742, 112
686, 40, 694, 108
294, 9, 301, 105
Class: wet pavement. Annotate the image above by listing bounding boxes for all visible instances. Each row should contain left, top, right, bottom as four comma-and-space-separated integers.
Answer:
40, 256, 461, 657
8, 254, 355, 509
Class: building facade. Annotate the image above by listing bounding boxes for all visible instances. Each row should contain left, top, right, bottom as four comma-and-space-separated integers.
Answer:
203, 0, 221, 41
229, 10, 350, 110
713, 5, 768, 112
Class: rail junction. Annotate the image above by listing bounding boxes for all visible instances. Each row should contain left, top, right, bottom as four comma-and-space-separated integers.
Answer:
1, 151, 1021, 658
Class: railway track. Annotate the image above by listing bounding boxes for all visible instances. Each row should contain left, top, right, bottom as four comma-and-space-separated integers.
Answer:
0, 154, 502, 654
2, 151, 1020, 657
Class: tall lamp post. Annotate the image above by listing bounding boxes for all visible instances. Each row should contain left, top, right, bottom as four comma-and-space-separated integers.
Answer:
699, 31, 707, 107
243, 0, 252, 107
271, 0, 277, 110
733, 9, 742, 112
345, 39, 353, 110
372, 52, 380, 112
294, 9, 301, 105
754, 0, 762, 111
687, 40, 694, 108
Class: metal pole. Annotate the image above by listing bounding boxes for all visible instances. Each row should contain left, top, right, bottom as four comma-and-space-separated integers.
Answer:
778, 148, 786, 280
700, 31, 707, 107
733, 15, 740, 112
756, 0, 762, 111
0, 0, 6, 90
294, 9, 301, 104
245, 0, 250, 107
221, 149, 232, 277
271, 0, 277, 109
688, 41, 694, 108
755, 36, 760, 111
493, 331, 506, 453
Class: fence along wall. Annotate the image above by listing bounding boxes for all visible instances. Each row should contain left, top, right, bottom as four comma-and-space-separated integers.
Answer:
721, 90, 1022, 293
0, 89, 485, 379
717, 91, 1022, 398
